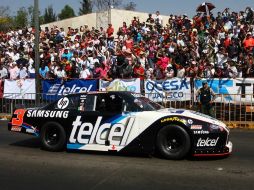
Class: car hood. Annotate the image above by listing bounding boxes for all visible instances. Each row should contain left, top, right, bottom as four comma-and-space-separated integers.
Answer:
157, 108, 227, 128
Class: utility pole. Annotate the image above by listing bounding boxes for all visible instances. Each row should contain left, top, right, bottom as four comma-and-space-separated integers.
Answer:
34, 0, 40, 104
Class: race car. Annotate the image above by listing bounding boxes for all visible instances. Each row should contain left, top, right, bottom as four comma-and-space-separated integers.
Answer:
8, 91, 232, 160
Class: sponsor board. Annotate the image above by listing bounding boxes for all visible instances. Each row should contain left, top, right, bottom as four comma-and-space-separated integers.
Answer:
42, 79, 97, 100
27, 110, 69, 118
194, 78, 254, 104
144, 78, 191, 102
197, 137, 219, 147
4, 79, 36, 100
69, 116, 134, 146
99, 79, 141, 93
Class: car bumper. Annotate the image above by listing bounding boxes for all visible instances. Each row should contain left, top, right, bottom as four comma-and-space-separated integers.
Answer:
193, 141, 233, 157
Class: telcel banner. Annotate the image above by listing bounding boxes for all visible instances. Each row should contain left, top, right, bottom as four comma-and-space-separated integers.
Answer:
4, 79, 36, 99
43, 79, 97, 100
144, 78, 191, 102
194, 78, 254, 104
99, 78, 141, 93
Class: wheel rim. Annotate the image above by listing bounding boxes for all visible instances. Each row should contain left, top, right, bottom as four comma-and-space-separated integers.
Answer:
162, 129, 185, 153
45, 126, 60, 146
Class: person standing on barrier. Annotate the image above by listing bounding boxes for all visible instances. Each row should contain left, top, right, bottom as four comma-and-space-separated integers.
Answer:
196, 81, 216, 117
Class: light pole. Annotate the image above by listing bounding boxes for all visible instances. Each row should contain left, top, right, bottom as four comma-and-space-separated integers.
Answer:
34, 0, 40, 104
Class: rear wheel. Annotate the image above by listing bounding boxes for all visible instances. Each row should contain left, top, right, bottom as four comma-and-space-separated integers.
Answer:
156, 125, 190, 160
40, 122, 66, 151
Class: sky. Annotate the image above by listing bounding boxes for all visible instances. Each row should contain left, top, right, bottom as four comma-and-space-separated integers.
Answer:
1, 0, 254, 17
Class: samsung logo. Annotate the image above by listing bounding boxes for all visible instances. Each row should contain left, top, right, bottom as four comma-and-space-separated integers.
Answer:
27, 110, 69, 118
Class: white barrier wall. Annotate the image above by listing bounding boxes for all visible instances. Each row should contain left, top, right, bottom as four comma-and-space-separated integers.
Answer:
41, 12, 97, 31
41, 9, 171, 35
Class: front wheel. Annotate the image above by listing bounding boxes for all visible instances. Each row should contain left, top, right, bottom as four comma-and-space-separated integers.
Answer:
156, 125, 191, 160
40, 122, 66, 151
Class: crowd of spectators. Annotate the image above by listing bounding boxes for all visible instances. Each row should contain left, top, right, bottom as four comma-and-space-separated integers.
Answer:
1, 7, 254, 82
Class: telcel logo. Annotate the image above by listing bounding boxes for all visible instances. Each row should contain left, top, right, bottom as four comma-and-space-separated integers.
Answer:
58, 84, 93, 95
69, 116, 134, 146
197, 137, 219, 147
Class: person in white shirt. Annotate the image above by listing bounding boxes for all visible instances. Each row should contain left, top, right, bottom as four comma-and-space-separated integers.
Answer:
18, 64, 28, 79
0, 63, 8, 79
79, 64, 91, 79
154, 11, 163, 26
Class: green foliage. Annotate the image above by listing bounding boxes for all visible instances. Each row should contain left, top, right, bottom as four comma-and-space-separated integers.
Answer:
0, 6, 13, 31
43, 5, 57, 24
58, 5, 76, 20
14, 7, 28, 28
79, 0, 93, 15
123, 2, 136, 11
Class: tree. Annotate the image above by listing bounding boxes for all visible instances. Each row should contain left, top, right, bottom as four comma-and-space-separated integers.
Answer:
123, 2, 136, 11
44, 5, 57, 23
79, 0, 93, 15
58, 5, 76, 20
14, 7, 28, 28
92, 0, 122, 11
0, 6, 13, 31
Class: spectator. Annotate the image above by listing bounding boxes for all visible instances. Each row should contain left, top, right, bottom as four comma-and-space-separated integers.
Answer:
196, 81, 216, 117
0, 63, 8, 79
39, 63, 49, 79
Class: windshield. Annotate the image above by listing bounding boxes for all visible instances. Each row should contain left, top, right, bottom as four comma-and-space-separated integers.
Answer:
134, 96, 164, 111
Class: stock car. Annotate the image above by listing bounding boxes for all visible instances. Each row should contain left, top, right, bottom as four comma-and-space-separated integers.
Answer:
8, 91, 232, 160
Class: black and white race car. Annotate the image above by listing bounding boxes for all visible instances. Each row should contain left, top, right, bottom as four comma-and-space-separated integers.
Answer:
8, 91, 232, 159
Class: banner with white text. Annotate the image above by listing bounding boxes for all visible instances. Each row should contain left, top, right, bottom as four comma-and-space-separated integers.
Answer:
4, 79, 36, 99
99, 79, 141, 93
144, 78, 191, 102
194, 78, 254, 104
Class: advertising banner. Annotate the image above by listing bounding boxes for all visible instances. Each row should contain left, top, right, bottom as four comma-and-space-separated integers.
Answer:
144, 78, 191, 102
194, 78, 254, 104
43, 79, 98, 100
3, 79, 36, 99
99, 78, 141, 93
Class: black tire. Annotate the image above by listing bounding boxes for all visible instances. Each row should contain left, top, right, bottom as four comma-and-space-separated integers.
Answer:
156, 125, 191, 160
40, 122, 66, 151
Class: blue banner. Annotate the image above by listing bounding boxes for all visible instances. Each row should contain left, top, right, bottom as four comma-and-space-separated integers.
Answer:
42, 79, 98, 100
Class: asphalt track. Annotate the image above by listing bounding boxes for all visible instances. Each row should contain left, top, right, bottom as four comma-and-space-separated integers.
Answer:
0, 120, 253, 190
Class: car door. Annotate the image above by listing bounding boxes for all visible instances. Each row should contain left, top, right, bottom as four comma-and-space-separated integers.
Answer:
67, 93, 136, 151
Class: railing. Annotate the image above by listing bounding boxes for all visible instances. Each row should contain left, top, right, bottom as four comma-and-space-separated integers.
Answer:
1, 92, 254, 128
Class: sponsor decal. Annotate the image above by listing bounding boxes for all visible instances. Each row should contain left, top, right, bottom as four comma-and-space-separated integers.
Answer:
197, 137, 219, 147
188, 119, 193, 124
160, 117, 186, 124
57, 97, 69, 109
69, 116, 134, 146
190, 125, 203, 130
210, 124, 225, 132
27, 110, 69, 118
25, 126, 38, 134
12, 109, 26, 126
11, 126, 21, 132
193, 130, 209, 134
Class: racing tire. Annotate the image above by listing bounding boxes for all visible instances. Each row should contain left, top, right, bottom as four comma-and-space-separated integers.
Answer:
40, 122, 66, 152
156, 125, 191, 160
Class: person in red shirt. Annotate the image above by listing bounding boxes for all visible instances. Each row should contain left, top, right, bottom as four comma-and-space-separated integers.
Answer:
133, 61, 145, 80
243, 32, 254, 51
125, 34, 134, 50
106, 24, 114, 39
224, 33, 231, 48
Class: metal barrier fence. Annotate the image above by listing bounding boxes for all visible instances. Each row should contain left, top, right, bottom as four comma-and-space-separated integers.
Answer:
1, 92, 253, 128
